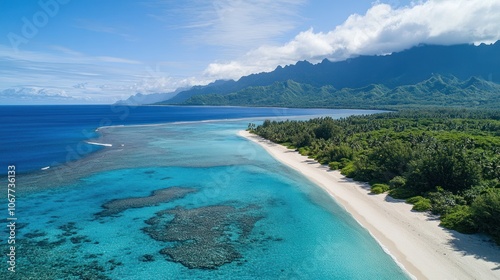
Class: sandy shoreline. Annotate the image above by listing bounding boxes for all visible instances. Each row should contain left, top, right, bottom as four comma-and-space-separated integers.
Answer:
239, 130, 500, 280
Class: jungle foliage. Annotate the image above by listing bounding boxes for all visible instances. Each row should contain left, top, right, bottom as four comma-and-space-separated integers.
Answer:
250, 109, 500, 243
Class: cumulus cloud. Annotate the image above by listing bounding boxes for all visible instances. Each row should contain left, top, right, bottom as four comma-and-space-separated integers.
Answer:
204, 0, 500, 80
4, 0, 499, 104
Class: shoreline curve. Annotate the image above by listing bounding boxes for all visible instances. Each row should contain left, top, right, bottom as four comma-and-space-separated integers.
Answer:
238, 130, 500, 280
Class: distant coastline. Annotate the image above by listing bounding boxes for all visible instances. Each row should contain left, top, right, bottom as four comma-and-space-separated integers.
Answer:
239, 130, 500, 280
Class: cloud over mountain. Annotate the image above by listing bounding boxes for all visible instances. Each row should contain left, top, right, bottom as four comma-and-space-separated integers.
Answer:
204, 0, 500, 80
2, 0, 499, 104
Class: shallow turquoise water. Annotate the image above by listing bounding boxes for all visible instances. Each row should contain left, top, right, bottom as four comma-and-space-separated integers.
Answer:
12, 119, 409, 279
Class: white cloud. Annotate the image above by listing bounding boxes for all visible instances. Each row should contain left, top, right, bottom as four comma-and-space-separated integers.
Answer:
96, 56, 141, 64
73, 18, 137, 41
107, 75, 210, 95
0, 45, 140, 66
3, 0, 499, 104
73, 82, 88, 89
160, 0, 305, 49
204, 0, 500, 80
0, 87, 76, 105
49, 45, 84, 56
0, 87, 70, 98
0, 45, 206, 104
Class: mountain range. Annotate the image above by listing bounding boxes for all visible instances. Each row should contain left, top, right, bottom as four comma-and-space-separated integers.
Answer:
182, 75, 500, 108
119, 41, 500, 108
115, 87, 190, 106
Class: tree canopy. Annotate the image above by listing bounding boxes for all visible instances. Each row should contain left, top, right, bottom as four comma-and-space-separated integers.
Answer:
250, 109, 500, 243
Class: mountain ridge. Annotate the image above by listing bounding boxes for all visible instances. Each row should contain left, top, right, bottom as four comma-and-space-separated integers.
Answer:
115, 86, 191, 106
159, 41, 500, 105
182, 75, 500, 109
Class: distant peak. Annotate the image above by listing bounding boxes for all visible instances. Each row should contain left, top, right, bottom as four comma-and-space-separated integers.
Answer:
295, 60, 312, 66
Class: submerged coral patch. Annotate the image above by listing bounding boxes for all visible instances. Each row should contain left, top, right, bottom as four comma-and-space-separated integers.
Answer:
13, 228, 115, 280
143, 204, 262, 269
96, 187, 197, 217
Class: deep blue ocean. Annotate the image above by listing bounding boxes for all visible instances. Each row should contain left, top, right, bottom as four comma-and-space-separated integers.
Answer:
0, 105, 348, 174
0, 105, 409, 279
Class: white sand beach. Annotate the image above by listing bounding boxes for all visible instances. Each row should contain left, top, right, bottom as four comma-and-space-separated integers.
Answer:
239, 130, 500, 280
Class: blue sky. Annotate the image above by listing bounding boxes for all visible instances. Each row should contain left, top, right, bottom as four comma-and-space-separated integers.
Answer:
1, 0, 499, 104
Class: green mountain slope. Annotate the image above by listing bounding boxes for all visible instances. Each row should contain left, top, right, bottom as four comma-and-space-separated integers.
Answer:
183, 75, 500, 109
159, 42, 500, 104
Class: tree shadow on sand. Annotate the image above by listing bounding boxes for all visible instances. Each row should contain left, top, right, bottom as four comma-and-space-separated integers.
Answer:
383, 195, 500, 271
445, 229, 500, 270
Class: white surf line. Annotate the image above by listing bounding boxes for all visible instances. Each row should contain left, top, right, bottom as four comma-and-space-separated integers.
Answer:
94, 113, 374, 131
95, 108, 382, 131
86, 141, 113, 147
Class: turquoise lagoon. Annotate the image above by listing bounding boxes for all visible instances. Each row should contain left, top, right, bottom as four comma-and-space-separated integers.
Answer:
11, 118, 409, 279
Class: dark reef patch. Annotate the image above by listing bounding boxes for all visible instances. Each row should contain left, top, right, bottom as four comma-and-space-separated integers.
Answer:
13, 230, 114, 279
70, 235, 92, 244
96, 187, 197, 217
139, 254, 156, 262
142, 204, 262, 269
58, 222, 79, 237
24, 229, 47, 239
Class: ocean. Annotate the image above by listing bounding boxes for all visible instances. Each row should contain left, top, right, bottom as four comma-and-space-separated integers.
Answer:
1, 105, 408, 279
0, 105, 354, 174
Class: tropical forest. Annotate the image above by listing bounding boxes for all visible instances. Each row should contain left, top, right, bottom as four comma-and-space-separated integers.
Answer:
249, 109, 500, 243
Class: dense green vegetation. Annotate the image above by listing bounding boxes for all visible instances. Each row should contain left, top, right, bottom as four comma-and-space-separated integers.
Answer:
183, 76, 500, 109
250, 109, 500, 243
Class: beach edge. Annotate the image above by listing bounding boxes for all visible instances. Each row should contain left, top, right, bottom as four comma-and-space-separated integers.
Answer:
238, 130, 500, 280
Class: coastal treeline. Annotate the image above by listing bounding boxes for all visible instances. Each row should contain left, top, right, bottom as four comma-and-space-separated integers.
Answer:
249, 109, 500, 243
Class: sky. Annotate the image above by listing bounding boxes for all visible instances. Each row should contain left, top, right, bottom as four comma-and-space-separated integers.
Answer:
1, 0, 499, 104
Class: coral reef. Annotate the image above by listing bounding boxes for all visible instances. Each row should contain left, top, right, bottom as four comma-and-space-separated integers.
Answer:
13, 223, 117, 279
96, 187, 197, 217
143, 204, 262, 269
